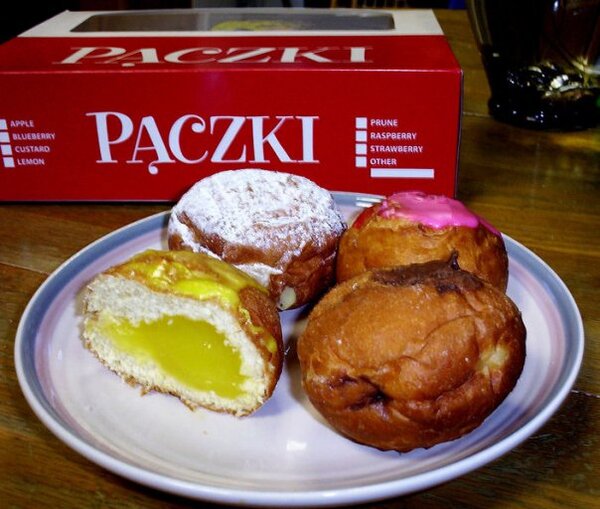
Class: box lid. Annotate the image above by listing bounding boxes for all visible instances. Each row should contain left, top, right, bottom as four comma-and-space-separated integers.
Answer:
0, 9, 459, 73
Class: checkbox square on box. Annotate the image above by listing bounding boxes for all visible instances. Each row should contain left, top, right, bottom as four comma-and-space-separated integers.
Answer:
355, 130, 367, 142
355, 156, 367, 168
355, 117, 367, 129
0, 132, 10, 143
0, 119, 7, 130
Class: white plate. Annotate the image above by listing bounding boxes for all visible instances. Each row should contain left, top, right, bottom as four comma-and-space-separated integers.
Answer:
15, 192, 584, 507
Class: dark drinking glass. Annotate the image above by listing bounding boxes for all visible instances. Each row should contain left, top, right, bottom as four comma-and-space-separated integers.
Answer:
467, 0, 600, 130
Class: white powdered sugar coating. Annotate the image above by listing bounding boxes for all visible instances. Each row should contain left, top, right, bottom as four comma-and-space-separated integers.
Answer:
168, 169, 345, 285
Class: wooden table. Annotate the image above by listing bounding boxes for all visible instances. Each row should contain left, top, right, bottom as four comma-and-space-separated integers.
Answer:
1, 9, 598, 508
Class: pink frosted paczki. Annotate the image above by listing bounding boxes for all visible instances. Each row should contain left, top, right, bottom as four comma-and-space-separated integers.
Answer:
378, 191, 500, 236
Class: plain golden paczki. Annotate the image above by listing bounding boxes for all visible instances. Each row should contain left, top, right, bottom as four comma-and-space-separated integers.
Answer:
297, 257, 526, 452
81, 249, 283, 416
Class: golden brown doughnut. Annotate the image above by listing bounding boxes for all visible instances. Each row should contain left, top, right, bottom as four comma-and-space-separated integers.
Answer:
168, 169, 346, 310
337, 191, 509, 291
82, 249, 283, 416
297, 256, 526, 452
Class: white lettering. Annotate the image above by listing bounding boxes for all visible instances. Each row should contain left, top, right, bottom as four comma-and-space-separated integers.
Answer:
299, 116, 318, 163
86, 111, 319, 170
17, 158, 45, 165
14, 145, 50, 153
370, 118, 398, 127
370, 145, 424, 153
370, 157, 397, 166
168, 115, 208, 164
104, 48, 160, 67
10, 120, 34, 128
218, 47, 275, 64
280, 47, 332, 63
128, 116, 175, 174
370, 131, 418, 141
210, 116, 247, 163
59, 46, 126, 64
86, 112, 133, 163
11, 133, 55, 141
350, 46, 368, 63
251, 116, 293, 163
164, 47, 221, 64
59, 46, 370, 65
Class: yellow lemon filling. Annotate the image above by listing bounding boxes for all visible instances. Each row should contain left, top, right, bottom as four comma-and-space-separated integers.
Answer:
112, 250, 266, 309
96, 314, 248, 399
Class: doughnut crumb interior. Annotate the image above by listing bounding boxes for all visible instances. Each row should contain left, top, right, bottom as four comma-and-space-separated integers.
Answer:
82, 249, 283, 417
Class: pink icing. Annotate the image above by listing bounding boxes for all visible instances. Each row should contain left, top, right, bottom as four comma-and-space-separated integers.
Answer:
378, 191, 500, 236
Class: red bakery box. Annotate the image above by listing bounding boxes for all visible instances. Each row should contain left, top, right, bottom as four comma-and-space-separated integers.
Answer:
0, 8, 462, 201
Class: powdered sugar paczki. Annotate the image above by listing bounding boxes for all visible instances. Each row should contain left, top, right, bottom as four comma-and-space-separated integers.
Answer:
168, 169, 346, 289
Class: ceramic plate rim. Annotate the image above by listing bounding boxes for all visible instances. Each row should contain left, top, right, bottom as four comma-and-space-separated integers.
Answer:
14, 191, 584, 507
